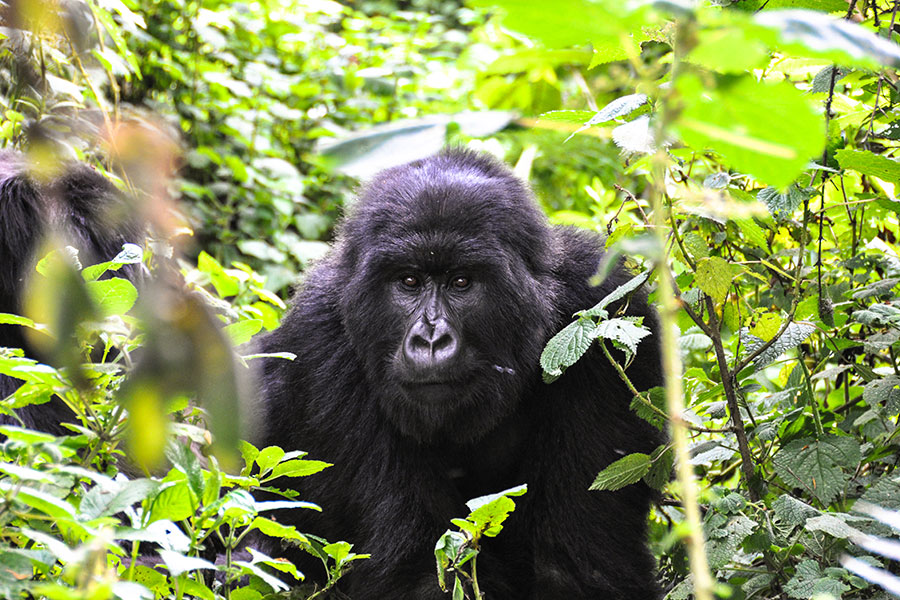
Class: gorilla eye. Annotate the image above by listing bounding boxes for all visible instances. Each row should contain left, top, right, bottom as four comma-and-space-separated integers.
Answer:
452, 276, 471, 289
401, 275, 420, 288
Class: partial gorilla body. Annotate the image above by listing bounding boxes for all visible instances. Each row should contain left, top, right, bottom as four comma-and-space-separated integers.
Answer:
0, 151, 142, 434
256, 150, 664, 599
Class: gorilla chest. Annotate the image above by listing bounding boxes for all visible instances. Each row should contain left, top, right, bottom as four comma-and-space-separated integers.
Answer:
441, 412, 531, 500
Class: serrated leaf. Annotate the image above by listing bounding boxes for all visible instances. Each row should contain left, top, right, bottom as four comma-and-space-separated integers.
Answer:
743, 321, 816, 368
852, 303, 900, 326
589, 453, 651, 491
695, 256, 733, 304
707, 515, 756, 569
772, 494, 820, 527
774, 436, 861, 505
863, 376, 900, 413
811, 65, 845, 94
850, 277, 900, 300
734, 217, 769, 251
750, 313, 782, 341
644, 445, 673, 490
594, 317, 650, 358
805, 514, 860, 539
540, 318, 596, 378
758, 185, 810, 220
837, 148, 900, 183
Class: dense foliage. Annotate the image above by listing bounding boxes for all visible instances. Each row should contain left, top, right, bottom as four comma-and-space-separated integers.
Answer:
1, 0, 900, 599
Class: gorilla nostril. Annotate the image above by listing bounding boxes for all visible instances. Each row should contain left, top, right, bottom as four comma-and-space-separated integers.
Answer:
431, 332, 456, 358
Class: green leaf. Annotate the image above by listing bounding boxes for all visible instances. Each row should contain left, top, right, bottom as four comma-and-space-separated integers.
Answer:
757, 185, 810, 220
594, 317, 651, 357
540, 318, 597, 379
223, 319, 263, 345
255, 446, 285, 473
197, 251, 240, 298
783, 559, 850, 600
774, 435, 861, 505
675, 74, 823, 187
268, 459, 332, 479
836, 149, 900, 183
862, 376, 900, 413
250, 517, 309, 543
589, 453, 651, 491
644, 445, 673, 490
85, 278, 138, 317
756, 9, 900, 69
695, 256, 733, 304
772, 494, 820, 526
750, 313, 782, 341
734, 217, 770, 251
743, 321, 816, 367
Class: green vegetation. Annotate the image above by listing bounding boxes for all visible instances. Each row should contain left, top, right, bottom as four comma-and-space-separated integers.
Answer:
2, 0, 900, 599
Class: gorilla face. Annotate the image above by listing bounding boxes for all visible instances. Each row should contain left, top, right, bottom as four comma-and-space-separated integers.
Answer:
336, 152, 560, 442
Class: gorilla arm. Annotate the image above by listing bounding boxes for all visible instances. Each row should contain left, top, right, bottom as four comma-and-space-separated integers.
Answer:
520, 226, 665, 600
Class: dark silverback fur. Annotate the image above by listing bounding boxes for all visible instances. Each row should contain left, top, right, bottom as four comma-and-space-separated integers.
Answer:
0, 151, 143, 434
255, 150, 664, 599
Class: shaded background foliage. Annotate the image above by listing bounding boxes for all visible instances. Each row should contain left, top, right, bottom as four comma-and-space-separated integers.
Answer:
1, 0, 900, 599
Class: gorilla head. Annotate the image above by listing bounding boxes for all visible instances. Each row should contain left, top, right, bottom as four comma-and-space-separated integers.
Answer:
335, 151, 561, 442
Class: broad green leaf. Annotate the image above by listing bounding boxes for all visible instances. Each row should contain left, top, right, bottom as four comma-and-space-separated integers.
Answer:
589, 453, 651, 491
695, 256, 733, 304
804, 514, 860, 539
774, 435, 861, 505
707, 515, 755, 569
772, 494, 819, 526
85, 278, 138, 317
836, 149, 900, 184
783, 559, 850, 600
250, 517, 309, 543
644, 445, 673, 490
594, 317, 651, 357
743, 321, 816, 367
675, 74, 823, 187
255, 446, 286, 473
148, 481, 195, 523
734, 217, 770, 251
223, 319, 263, 345
758, 185, 810, 220
750, 313, 782, 341
269, 459, 332, 479
540, 318, 597, 379
197, 251, 240, 298
863, 376, 900, 413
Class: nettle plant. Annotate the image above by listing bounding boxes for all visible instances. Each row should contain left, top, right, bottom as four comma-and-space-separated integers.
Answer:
477, 0, 900, 598
0, 246, 363, 600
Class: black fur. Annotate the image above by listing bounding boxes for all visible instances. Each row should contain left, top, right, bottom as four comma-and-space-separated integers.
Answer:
255, 150, 664, 599
0, 151, 143, 434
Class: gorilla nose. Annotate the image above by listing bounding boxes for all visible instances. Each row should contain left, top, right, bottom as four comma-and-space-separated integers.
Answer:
403, 319, 459, 369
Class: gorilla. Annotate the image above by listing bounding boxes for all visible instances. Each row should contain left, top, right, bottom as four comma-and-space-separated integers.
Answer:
255, 149, 665, 599
0, 151, 143, 434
